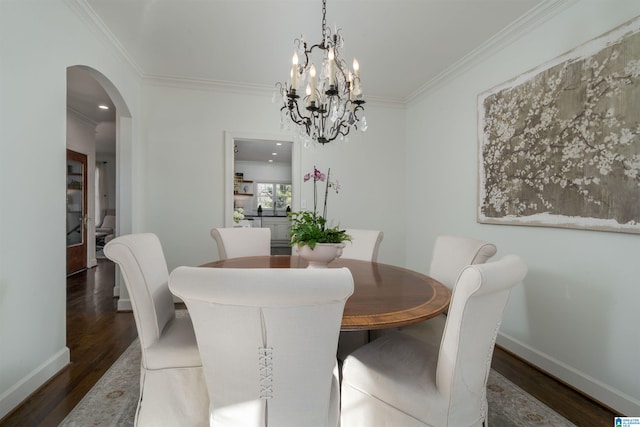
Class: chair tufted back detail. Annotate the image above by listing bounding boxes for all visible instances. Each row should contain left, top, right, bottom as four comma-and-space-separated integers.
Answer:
170, 266, 354, 426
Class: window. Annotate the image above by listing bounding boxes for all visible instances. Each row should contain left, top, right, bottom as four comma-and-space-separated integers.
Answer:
256, 183, 292, 212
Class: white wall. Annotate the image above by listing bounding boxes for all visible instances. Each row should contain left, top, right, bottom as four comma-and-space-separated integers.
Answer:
405, 1, 640, 415
96, 152, 117, 215
0, 0, 141, 418
140, 81, 406, 269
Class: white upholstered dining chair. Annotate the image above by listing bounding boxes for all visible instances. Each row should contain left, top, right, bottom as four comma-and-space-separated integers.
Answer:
340, 255, 528, 427
340, 229, 384, 262
397, 235, 497, 344
210, 227, 271, 259
334, 229, 384, 360
428, 235, 498, 292
96, 214, 115, 235
104, 233, 208, 427
169, 266, 354, 427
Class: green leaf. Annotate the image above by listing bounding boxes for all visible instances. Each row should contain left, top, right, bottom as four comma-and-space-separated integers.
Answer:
289, 211, 351, 248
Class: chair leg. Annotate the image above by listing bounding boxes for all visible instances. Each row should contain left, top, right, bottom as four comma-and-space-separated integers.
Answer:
337, 330, 370, 361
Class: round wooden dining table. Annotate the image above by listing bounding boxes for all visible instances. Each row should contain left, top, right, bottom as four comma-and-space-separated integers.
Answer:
201, 255, 451, 331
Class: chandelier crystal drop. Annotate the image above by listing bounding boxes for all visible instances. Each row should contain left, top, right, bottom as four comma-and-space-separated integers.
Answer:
276, 0, 366, 145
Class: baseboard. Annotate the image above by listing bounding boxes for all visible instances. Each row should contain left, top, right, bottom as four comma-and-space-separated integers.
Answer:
497, 332, 640, 416
117, 297, 132, 311
0, 347, 70, 419
117, 296, 179, 311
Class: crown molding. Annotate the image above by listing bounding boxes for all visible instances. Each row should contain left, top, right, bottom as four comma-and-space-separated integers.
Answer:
142, 74, 275, 95
68, 0, 568, 110
142, 74, 406, 109
64, 0, 144, 77
405, 0, 576, 104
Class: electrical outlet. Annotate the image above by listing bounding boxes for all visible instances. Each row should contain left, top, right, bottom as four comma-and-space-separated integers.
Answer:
301, 199, 307, 209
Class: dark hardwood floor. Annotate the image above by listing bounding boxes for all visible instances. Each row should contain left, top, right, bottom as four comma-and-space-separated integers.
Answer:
0, 260, 137, 427
0, 259, 617, 426
492, 347, 618, 426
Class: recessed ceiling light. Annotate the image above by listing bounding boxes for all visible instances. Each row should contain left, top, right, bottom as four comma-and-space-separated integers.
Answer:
269, 159, 274, 163
272, 152, 277, 156
276, 142, 282, 146
98, 104, 109, 110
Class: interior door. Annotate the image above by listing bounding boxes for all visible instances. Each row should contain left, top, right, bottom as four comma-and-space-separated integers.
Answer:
67, 149, 88, 275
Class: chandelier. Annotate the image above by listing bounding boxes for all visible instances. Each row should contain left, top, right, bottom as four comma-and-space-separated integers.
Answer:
276, 0, 367, 145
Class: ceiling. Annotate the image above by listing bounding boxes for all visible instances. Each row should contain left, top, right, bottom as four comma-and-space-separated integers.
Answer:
67, 0, 548, 156
67, 67, 117, 155
235, 139, 293, 164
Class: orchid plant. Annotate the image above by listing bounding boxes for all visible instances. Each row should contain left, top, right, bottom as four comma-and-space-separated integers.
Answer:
289, 166, 351, 249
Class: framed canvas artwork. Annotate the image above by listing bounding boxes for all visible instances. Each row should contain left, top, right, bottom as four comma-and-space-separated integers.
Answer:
478, 16, 640, 234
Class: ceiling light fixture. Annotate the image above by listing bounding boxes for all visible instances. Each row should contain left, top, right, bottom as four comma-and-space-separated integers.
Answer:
276, 0, 367, 146
98, 104, 109, 110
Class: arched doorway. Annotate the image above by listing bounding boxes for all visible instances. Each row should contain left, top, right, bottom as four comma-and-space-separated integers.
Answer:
66, 65, 133, 309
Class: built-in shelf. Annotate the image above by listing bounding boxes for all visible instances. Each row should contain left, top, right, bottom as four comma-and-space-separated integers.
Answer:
234, 179, 254, 196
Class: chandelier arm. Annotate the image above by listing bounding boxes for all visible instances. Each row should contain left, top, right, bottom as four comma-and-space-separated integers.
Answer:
284, 95, 313, 135
330, 108, 349, 140
304, 113, 314, 130
291, 98, 305, 121
325, 106, 353, 143
322, 122, 349, 144
331, 37, 348, 77
302, 42, 326, 70
321, 106, 329, 139
352, 104, 366, 132
327, 90, 353, 141
335, 123, 351, 141
294, 107, 313, 134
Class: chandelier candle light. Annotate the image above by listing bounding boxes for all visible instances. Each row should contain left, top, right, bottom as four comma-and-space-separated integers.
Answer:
277, 0, 367, 145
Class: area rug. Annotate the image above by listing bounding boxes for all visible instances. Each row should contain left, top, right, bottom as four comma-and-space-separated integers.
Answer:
60, 340, 576, 427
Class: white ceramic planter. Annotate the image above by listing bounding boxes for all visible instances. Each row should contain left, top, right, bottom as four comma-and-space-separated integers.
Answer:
297, 243, 345, 268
